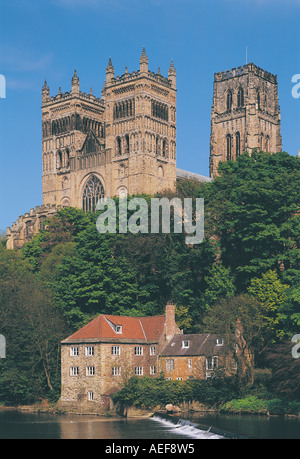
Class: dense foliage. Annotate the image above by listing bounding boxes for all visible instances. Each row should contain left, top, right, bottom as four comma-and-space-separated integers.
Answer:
0, 151, 299, 405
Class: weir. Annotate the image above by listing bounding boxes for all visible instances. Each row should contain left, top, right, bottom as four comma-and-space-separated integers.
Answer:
151, 412, 249, 439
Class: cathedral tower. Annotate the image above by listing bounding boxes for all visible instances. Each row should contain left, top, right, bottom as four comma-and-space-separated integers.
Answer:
209, 63, 282, 177
41, 49, 177, 211
102, 47, 177, 198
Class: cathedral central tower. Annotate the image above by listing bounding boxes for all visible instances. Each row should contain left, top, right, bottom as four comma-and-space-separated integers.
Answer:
209, 63, 282, 177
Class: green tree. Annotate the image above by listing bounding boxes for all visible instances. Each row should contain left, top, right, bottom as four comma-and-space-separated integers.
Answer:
204, 151, 300, 290
247, 270, 290, 342
201, 295, 263, 388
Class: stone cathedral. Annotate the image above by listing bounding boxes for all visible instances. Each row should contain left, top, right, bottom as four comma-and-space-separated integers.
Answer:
6, 53, 282, 249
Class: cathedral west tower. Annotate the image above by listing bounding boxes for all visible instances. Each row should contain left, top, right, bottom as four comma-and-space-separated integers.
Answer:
41, 48, 177, 211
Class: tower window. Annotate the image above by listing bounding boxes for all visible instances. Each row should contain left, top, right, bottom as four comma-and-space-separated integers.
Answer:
116, 136, 122, 155
265, 135, 269, 152
257, 90, 260, 110
125, 134, 130, 155
162, 139, 167, 157
82, 175, 105, 213
227, 90, 232, 111
226, 134, 232, 160
57, 150, 62, 169
237, 87, 244, 107
235, 132, 240, 157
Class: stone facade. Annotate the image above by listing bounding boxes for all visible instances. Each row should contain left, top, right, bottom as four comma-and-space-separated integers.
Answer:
58, 303, 181, 414
160, 333, 238, 381
41, 48, 177, 211
6, 204, 59, 250
58, 305, 245, 414
209, 62, 282, 177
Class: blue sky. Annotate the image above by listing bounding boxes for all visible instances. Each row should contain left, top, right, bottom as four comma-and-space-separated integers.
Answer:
0, 0, 299, 231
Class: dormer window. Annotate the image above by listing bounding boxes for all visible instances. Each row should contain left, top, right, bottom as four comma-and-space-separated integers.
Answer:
115, 325, 122, 334
216, 338, 224, 346
182, 340, 190, 348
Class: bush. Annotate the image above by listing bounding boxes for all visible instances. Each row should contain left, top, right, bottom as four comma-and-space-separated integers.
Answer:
221, 395, 268, 414
111, 375, 239, 409
267, 398, 286, 415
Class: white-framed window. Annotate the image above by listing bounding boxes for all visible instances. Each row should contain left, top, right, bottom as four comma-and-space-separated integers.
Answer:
206, 356, 218, 371
150, 365, 156, 375
182, 340, 190, 348
88, 391, 94, 401
166, 377, 172, 380
166, 359, 174, 372
150, 346, 156, 356
111, 346, 121, 356
216, 338, 223, 346
135, 366, 143, 376
70, 366, 79, 376
115, 325, 122, 334
112, 366, 121, 376
188, 359, 192, 370
135, 346, 143, 356
86, 366, 95, 376
70, 346, 79, 356
85, 346, 94, 356
177, 377, 183, 381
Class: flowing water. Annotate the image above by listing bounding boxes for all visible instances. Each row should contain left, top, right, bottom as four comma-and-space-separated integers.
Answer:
0, 409, 299, 439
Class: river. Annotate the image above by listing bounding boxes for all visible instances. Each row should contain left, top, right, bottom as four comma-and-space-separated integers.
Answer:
0, 409, 299, 439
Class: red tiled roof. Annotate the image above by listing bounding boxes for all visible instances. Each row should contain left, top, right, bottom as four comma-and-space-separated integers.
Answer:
63, 313, 166, 342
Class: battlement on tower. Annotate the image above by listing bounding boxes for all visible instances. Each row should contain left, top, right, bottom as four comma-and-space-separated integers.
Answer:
214, 62, 277, 84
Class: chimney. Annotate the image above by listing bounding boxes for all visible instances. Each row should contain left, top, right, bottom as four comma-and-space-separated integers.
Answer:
165, 301, 178, 341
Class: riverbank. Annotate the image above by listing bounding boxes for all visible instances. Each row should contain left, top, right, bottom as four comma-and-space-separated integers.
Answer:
1, 397, 299, 419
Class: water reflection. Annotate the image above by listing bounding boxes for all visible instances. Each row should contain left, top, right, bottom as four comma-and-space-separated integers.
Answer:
0, 410, 299, 439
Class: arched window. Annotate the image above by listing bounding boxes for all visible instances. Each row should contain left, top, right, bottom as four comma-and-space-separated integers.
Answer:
260, 133, 264, 150
156, 136, 160, 155
265, 135, 269, 152
227, 90, 232, 111
116, 137, 122, 155
235, 132, 240, 157
57, 150, 62, 169
125, 134, 130, 155
162, 139, 167, 157
226, 134, 232, 160
237, 87, 244, 107
65, 149, 70, 168
82, 175, 105, 213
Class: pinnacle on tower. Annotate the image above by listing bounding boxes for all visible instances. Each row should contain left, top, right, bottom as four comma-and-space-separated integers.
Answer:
139, 47, 148, 73
72, 69, 79, 84
106, 57, 114, 83
168, 60, 176, 89
71, 69, 80, 95
140, 46, 148, 63
107, 57, 114, 70
42, 79, 50, 103
168, 60, 176, 74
